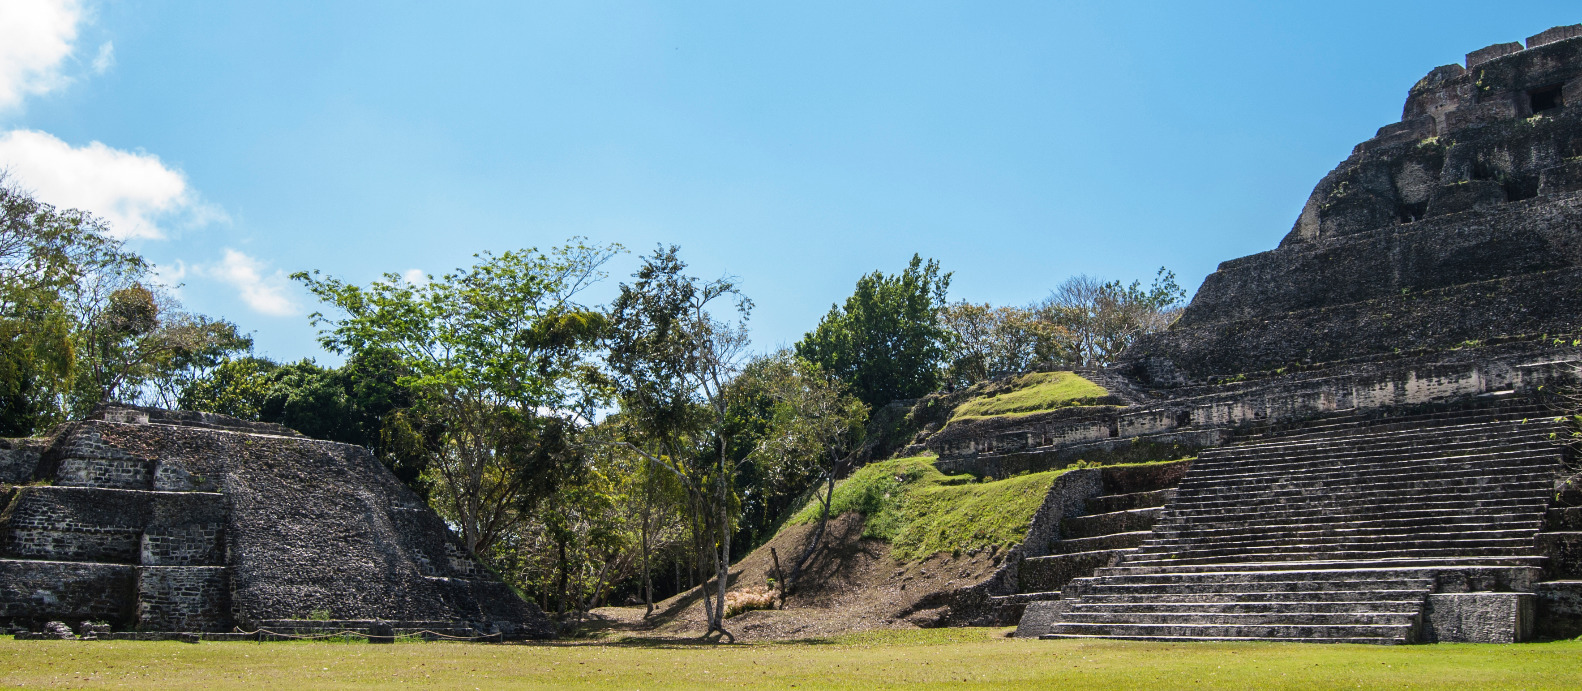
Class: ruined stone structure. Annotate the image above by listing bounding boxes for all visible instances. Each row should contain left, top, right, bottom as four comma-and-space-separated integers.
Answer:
946, 26, 1582, 643
0, 406, 552, 638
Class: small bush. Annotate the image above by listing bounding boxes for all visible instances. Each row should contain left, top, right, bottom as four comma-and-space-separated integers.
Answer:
724, 585, 781, 618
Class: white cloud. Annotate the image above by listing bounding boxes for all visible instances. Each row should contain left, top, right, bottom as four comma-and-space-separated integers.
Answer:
0, 129, 221, 239
91, 41, 114, 75
0, 0, 82, 111
402, 268, 428, 285
201, 249, 298, 317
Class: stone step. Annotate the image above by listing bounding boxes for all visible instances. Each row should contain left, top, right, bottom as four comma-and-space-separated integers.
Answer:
1203, 424, 1559, 461
988, 591, 1063, 606
1167, 484, 1553, 515
1216, 414, 1556, 451
1139, 528, 1538, 552
1200, 428, 1559, 465
1196, 441, 1559, 476
1121, 545, 1537, 567
1172, 477, 1554, 508
1065, 600, 1426, 615
1042, 622, 1414, 640
1094, 558, 1546, 578
1072, 579, 1436, 596
1154, 512, 1543, 538
1206, 427, 1558, 464
1020, 549, 1134, 592
1158, 498, 1548, 525
1058, 531, 1150, 554
1085, 489, 1175, 514
1229, 403, 1550, 438
1062, 508, 1162, 539
1179, 450, 1560, 488
1039, 633, 1409, 644
1053, 611, 1418, 626
1073, 589, 1431, 603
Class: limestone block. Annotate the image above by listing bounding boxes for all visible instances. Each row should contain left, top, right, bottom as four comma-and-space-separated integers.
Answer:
0, 445, 42, 484
135, 566, 231, 632
1467, 42, 1524, 69
1423, 592, 1534, 643
55, 457, 152, 490
1019, 551, 1122, 593
1535, 580, 1582, 639
1427, 180, 1506, 217
0, 560, 136, 624
1013, 600, 1066, 638
1535, 532, 1582, 578
1545, 507, 1582, 531
1527, 25, 1582, 49
1538, 160, 1582, 196
1443, 98, 1518, 131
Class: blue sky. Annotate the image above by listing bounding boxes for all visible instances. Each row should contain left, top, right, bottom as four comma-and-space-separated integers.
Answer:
2, 1, 1579, 363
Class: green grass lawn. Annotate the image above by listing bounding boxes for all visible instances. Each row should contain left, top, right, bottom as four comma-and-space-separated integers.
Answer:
1, 629, 1578, 689
950, 371, 1109, 422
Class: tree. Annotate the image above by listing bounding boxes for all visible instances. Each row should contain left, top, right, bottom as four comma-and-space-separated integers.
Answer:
1037, 267, 1185, 367
294, 242, 619, 557
0, 175, 247, 431
741, 351, 867, 593
603, 245, 752, 641
795, 254, 951, 408
940, 301, 1073, 387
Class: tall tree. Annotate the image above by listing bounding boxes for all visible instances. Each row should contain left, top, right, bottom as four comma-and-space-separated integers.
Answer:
741, 351, 867, 592
1038, 267, 1185, 367
0, 175, 248, 431
294, 242, 619, 556
795, 254, 951, 408
603, 245, 752, 641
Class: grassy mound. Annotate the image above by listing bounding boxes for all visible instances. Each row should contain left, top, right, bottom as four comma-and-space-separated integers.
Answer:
949, 371, 1108, 422
786, 457, 1061, 561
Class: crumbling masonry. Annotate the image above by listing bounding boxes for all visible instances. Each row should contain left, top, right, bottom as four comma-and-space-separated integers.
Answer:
0, 407, 551, 638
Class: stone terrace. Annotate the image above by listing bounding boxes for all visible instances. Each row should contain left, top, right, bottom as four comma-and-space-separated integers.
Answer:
1015, 401, 1569, 643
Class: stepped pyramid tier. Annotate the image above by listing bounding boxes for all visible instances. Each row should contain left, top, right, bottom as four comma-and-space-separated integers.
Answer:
1011, 401, 1575, 643
0, 406, 552, 638
1124, 25, 1582, 384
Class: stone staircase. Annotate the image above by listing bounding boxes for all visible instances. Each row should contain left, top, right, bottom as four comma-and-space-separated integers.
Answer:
1023, 402, 1564, 643
988, 463, 1187, 623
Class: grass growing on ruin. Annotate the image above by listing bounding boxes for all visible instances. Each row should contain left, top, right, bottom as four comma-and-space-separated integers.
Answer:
785, 456, 1060, 560
2, 630, 1580, 689
950, 371, 1109, 422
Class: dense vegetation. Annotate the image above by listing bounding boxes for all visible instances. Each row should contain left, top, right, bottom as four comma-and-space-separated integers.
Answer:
0, 179, 1188, 636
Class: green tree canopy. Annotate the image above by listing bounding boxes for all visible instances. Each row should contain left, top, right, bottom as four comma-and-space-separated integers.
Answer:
294, 241, 620, 555
795, 254, 951, 408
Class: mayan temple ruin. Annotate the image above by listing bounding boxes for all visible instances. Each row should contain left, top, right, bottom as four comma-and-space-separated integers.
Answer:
0, 406, 552, 640
941, 25, 1582, 643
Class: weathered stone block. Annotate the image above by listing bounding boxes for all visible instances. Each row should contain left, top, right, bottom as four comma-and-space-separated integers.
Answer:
56, 458, 152, 490
1423, 593, 1534, 643
1467, 42, 1525, 69
1019, 551, 1122, 593
1527, 25, 1582, 49
136, 566, 231, 632
1535, 580, 1582, 638
1538, 160, 1582, 196
1428, 180, 1506, 216
1535, 532, 1582, 578
0, 559, 135, 625
1013, 599, 1066, 638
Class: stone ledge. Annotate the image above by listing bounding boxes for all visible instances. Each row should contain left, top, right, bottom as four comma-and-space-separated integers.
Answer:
1423, 592, 1534, 643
